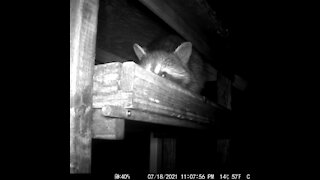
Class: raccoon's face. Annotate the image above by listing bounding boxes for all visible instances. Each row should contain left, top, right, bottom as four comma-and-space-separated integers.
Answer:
142, 52, 190, 84
133, 43, 192, 86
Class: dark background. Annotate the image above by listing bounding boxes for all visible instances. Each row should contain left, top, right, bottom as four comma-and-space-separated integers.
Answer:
208, 1, 317, 178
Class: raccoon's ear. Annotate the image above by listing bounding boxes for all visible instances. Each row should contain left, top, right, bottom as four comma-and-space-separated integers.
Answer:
174, 42, 192, 65
133, 43, 147, 61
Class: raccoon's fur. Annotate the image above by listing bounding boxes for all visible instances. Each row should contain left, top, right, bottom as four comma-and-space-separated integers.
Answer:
133, 35, 214, 94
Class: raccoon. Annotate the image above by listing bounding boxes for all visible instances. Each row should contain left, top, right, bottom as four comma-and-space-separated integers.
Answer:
133, 35, 213, 94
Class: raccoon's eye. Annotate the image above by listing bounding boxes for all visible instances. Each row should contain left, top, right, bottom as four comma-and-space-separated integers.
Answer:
160, 72, 167, 78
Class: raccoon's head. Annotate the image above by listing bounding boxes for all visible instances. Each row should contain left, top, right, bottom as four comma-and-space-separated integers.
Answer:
133, 42, 193, 86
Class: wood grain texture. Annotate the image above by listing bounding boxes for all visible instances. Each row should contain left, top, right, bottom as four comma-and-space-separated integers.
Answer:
149, 133, 177, 173
93, 62, 225, 129
161, 138, 176, 172
70, 0, 99, 173
150, 132, 161, 173
93, 62, 122, 96
92, 109, 125, 140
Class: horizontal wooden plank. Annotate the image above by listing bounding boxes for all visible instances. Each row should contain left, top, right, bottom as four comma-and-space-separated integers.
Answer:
132, 97, 210, 123
95, 61, 219, 117
97, 104, 208, 128
129, 109, 209, 128
93, 62, 122, 96
132, 78, 218, 118
93, 93, 211, 123
93, 62, 227, 128
93, 82, 119, 95
92, 91, 134, 108
94, 61, 122, 82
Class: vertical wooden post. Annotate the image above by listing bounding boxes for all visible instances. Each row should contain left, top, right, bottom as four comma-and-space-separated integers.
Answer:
149, 132, 162, 173
217, 139, 231, 165
162, 138, 176, 172
70, 0, 99, 173
150, 132, 176, 173
217, 72, 232, 110
216, 72, 232, 166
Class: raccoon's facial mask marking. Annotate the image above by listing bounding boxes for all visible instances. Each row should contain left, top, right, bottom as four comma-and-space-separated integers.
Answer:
154, 63, 162, 74
144, 63, 153, 72
161, 64, 188, 79
133, 42, 191, 84
133, 36, 205, 94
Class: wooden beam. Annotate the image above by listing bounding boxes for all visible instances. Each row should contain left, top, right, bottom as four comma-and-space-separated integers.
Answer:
92, 109, 125, 140
70, 0, 99, 173
93, 62, 226, 129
